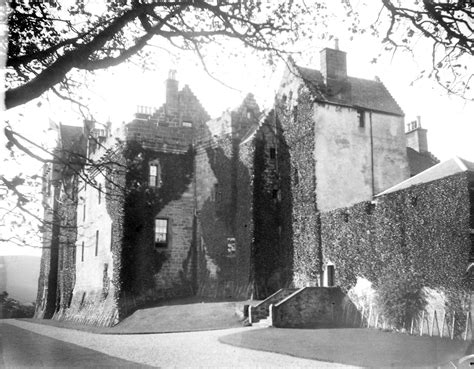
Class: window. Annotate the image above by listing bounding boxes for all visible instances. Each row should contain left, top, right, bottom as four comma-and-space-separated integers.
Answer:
211, 183, 221, 202
293, 167, 299, 186
357, 109, 365, 128
227, 238, 236, 257
327, 265, 335, 287
269, 147, 276, 160
292, 105, 298, 121
272, 189, 279, 199
149, 162, 161, 188
81, 241, 84, 262
95, 230, 99, 256
155, 218, 168, 248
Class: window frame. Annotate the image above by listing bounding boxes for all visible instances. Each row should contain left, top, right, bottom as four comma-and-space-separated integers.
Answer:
149, 161, 162, 188
155, 218, 169, 248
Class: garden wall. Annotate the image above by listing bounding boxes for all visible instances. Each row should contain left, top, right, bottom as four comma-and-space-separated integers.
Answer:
321, 172, 472, 335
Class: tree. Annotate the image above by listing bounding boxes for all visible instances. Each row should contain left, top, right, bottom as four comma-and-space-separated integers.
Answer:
6, 0, 321, 110
373, 0, 473, 99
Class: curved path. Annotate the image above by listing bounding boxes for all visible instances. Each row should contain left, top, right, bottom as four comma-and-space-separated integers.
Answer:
2, 320, 355, 368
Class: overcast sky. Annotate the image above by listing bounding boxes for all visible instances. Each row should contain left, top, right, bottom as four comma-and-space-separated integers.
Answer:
2, 1, 473, 256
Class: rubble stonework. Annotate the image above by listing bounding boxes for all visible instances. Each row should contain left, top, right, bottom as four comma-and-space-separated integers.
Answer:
36, 49, 472, 328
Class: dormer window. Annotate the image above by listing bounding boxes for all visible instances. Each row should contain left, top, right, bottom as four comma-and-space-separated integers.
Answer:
149, 161, 161, 188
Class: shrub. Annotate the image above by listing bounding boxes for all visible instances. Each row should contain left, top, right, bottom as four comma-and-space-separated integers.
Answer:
376, 273, 426, 329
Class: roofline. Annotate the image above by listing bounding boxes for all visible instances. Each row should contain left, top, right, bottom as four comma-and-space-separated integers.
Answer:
376, 156, 469, 197
312, 98, 405, 118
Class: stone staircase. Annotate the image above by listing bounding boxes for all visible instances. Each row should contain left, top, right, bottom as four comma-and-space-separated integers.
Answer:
249, 287, 352, 328
249, 288, 298, 326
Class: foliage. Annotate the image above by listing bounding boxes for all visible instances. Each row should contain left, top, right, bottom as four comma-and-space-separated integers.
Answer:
277, 88, 321, 286
0, 291, 35, 319
120, 141, 194, 295
376, 272, 426, 329
5, 0, 327, 109
360, 0, 474, 99
322, 172, 471, 330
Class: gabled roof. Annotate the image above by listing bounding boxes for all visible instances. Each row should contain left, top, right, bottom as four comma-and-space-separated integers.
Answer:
296, 65, 404, 117
377, 156, 474, 196
406, 147, 439, 177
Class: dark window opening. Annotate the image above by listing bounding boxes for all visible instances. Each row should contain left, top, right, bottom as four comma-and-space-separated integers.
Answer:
366, 202, 376, 215
155, 218, 169, 248
357, 109, 365, 128
272, 189, 279, 199
95, 230, 99, 256
212, 183, 221, 202
327, 265, 335, 287
293, 168, 299, 186
411, 196, 418, 207
343, 212, 349, 223
293, 105, 298, 121
269, 147, 276, 160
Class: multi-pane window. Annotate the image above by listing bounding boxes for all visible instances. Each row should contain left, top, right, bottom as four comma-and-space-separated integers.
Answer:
155, 218, 168, 248
149, 162, 161, 188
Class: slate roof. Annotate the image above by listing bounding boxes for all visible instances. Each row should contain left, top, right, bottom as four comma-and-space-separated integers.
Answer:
296, 65, 404, 116
377, 156, 474, 196
406, 147, 439, 177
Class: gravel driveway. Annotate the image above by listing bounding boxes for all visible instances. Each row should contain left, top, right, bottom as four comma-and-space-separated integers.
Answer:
5, 320, 357, 368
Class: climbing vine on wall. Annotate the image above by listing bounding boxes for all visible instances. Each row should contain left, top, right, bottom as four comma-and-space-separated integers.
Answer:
119, 141, 194, 296
321, 173, 472, 330
277, 88, 321, 286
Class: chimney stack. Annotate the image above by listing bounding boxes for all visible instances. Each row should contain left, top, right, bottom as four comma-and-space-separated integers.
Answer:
406, 116, 428, 153
166, 69, 179, 107
320, 46, 347, 82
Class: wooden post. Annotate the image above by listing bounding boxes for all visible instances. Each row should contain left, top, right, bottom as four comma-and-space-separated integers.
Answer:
361, 306, 365, 328
464, 311, 470, 341
440, 310, 445, 338
368, 305, 373, 328
420, 311, 425, 336
430, 311, 435, 337
451, 312, 455, 340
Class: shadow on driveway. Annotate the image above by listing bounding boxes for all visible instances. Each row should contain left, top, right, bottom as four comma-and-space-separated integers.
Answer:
22, 297, 254, 334
219, 327, 472, 368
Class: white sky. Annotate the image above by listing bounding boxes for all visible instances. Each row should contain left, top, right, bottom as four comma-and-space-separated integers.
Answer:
2, 1, 473, 256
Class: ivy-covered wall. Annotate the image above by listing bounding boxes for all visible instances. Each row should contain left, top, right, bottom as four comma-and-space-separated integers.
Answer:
120, 141, 195, 312
277, 89, 321, 287
321, 172, 472, 305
